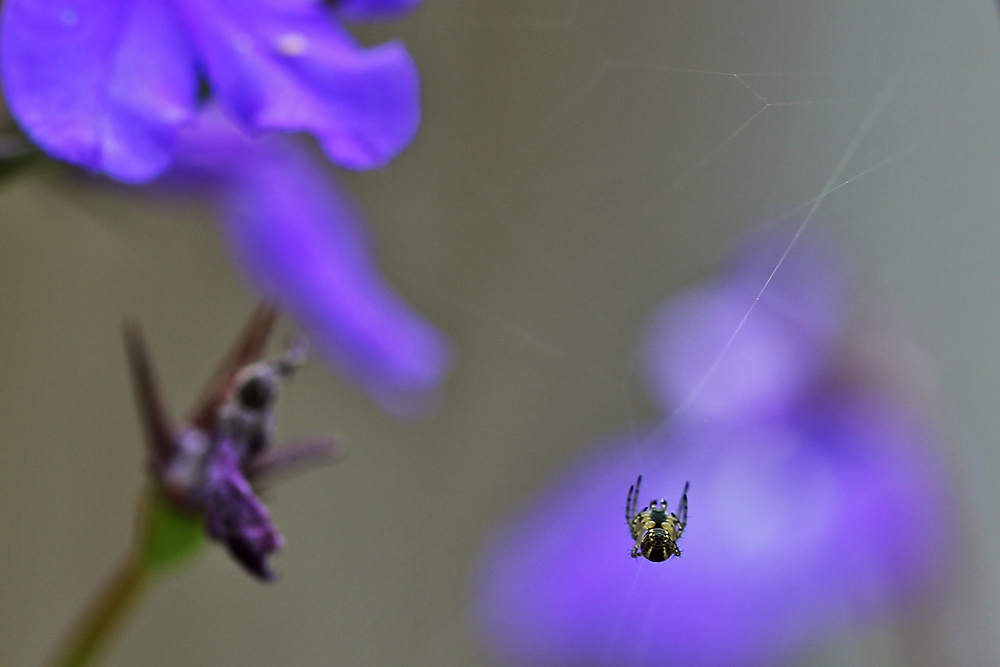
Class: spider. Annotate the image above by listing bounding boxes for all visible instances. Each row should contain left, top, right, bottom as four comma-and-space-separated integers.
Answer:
626, 475, 688, 562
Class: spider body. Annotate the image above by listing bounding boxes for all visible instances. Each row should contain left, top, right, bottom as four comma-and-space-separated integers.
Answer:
626, 476, 688, 562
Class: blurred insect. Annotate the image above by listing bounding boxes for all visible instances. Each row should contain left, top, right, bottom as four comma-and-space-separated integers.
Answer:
626, 475, 688, 562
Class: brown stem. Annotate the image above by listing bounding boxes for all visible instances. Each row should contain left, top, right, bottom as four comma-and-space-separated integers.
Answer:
47, 553, 150, 667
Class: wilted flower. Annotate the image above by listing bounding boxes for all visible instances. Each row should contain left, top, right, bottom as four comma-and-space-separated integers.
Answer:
125, 304, 340, 580
474, 233, 950, 666
1, 0, 422, 182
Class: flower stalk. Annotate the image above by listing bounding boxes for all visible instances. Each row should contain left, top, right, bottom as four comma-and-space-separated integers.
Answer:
48, 552, 148, 667
49, 304, 338, 666
48, 487, 205, 667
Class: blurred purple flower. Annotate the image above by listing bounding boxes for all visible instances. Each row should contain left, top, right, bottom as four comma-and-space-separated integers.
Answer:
336, 0, 425, 21
643, 233, 850, 421
475, 233, 949, 666
170, 108, 450, 413
1, 0, 448, 411
0, 0, 421, 182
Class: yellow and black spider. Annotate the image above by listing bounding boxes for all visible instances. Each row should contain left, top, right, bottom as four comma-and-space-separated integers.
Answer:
626, 475, 688, 562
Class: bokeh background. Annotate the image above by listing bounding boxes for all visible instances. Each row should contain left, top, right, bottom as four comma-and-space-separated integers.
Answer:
2, 0, 1000, 664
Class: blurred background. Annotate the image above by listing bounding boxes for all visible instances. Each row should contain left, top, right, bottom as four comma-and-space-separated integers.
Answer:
2, 0, 1000, 664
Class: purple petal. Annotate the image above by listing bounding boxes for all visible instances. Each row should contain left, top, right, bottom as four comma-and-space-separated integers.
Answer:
643, 231, 849, 419
1, 0, 198, 182
204, 438, 284, 580
177, 0, 420, 170
173, 111, 450, 414
643, 283, 823, 420
336, 0, 424, 22
475, 402, 948, 667
171, 105, 261, 179
221, 159, 451, 413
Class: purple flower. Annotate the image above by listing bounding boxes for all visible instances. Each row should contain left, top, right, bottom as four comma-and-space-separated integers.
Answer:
336, 0, 424, 21
642, 233, 851, 421
0, 0, 421, 182
1, 0, 448, 411
170, 108, 451, 413
474, 233, 950, 666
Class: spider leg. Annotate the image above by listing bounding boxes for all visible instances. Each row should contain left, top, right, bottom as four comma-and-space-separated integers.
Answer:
677, 481, 689, 533
626, 481, 635, 527
627, 475, 642, 524
634, 475, 642, 517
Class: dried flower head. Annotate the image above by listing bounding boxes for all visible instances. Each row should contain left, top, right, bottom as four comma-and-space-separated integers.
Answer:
124, 303, 341, 580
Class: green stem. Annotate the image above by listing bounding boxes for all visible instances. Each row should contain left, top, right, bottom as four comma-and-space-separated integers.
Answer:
47, 553, 151, 667
47, 488, 206, 667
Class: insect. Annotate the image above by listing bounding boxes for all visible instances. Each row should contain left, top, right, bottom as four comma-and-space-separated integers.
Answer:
626, 475, 688, 562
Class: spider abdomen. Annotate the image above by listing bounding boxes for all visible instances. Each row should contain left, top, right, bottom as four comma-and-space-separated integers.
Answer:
625, 476, 688, 562
640, 525, 680, 561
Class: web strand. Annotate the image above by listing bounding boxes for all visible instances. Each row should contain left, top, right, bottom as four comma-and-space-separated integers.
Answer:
664, 79, 898, 424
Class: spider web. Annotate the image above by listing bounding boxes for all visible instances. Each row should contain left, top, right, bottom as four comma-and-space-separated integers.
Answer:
3, 1, 1000, 666
353, 1, 1000, 665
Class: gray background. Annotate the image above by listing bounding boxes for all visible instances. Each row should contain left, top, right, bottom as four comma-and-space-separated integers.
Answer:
2, 0, 1000, 664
